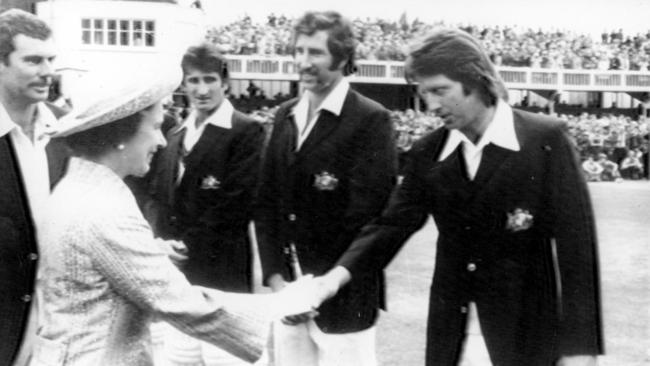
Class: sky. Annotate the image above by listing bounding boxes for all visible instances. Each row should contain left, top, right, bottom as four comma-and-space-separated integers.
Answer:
194, 0, 650, 37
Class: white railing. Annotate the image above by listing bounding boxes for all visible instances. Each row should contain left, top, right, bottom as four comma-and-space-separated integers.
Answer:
225, 55, 650, 92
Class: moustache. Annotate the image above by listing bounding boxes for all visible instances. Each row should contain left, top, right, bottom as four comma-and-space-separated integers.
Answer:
30, 78, 52, 88
298, 67, 318, 76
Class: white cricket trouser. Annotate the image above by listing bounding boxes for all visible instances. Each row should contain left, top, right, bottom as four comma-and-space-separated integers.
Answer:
458, 302, 492, 366
262, 319, 377, 366
154, 322, 251, 366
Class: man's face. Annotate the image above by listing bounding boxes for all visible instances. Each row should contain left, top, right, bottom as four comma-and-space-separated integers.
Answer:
183, 67, 227, 116
0, 34, 57, 104
416, 74, 485, 137
294, 30, 344, 96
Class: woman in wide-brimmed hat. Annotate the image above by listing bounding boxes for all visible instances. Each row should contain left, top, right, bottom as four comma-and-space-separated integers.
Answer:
31, 66, 312, 366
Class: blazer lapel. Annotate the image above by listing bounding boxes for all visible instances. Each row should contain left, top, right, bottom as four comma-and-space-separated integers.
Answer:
183, 124, 229, 173
296, 109, 339, 156
472, 143, 516, 187
160, 128, 185, 204
285, 113, 299, 167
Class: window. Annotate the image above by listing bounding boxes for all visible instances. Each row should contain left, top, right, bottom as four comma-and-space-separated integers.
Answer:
81, 18, 156, 48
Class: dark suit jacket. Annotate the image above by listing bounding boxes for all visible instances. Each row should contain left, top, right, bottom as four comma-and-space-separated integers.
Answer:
137, 109, 265, 292
255, 89, 397, 333
336, 109, 604, 365
0, 136, 68, 365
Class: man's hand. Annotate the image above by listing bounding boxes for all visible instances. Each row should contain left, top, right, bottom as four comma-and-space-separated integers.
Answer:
274, 275, 319, 323
556, 355, 597, 366
313, 266, 351, 305
281, 266, 352, 325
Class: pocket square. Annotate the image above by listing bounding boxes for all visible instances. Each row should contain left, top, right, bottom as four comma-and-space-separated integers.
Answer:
506, 208, 534, 232
200, 175, 221, 190
313, 171, 338, 191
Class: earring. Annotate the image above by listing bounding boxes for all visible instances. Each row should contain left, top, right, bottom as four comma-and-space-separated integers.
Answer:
117, 144, 125, 150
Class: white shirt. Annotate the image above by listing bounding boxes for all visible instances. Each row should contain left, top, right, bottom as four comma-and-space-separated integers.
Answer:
181, 99, 234, 152
0, 101, 55, 366
438, 99, 520, 180
291, 78, 349, 149
0, 102, 54, 238
175, 99, 234, 183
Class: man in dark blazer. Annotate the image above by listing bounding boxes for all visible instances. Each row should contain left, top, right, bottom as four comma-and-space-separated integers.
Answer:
135, 43, 265, 365
255, 11, 397, 366
312, 29, 604, 366
0, 9, 69, 365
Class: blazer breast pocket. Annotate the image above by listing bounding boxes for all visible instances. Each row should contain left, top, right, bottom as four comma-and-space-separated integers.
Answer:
199, 174, 221, 190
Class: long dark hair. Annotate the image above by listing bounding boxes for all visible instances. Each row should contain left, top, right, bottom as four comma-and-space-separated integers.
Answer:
405, 28, 507, 106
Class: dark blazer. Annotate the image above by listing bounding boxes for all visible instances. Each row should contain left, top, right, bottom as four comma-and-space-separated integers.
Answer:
255, 89, 397, 333
336, 109, 604, 365
138, 109, 265, 293
0, 136, 68, 365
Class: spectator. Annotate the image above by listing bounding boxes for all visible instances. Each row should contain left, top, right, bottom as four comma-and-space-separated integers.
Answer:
205, 14, 650, 71
582, 155, 604, 181
620, 149, 644, 179
596, 153, 622, 181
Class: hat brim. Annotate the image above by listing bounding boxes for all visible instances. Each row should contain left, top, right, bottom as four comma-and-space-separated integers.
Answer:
53, 66, 182, 137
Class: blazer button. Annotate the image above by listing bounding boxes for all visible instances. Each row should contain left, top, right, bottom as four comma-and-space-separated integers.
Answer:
21, 294, 32, 303
170, 215, 177, 223
464, 225, 471, 231
27, 253, 38, 261
460, 306, 468, 313
467, 263, 477, 272
288, 214, 296, 221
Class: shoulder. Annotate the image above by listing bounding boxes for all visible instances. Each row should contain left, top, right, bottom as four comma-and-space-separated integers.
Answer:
410, 127, 447, 154
513, 108, 566, 134
346, 89, 388, 115
231, 109, 258, 125
231, 110, 264, 133
512, 109, 577, 156
274, 97, 300, 120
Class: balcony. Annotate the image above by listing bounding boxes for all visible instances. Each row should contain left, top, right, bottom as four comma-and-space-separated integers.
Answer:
225, 55, 650, 92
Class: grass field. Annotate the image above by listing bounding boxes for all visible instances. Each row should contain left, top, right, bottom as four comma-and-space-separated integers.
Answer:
376, 181, 650, 366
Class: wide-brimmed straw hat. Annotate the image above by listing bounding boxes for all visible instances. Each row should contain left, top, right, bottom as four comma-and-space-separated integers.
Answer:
53, 64, 182, 137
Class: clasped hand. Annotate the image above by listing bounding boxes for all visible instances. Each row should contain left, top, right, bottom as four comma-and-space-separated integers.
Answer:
273, 269, 349, 325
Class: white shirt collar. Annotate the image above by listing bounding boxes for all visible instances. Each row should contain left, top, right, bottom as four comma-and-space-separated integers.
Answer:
0, 103, 11, 137
178, 98, 234, 133
292, 78, 350, 118
438, 99, 520, 161
0, 101, 57, 143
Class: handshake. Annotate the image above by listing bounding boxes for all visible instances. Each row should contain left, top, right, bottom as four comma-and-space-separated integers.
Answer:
270, 266, 352, 325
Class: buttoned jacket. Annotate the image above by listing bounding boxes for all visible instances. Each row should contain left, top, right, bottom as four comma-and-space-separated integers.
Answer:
256, 89, 397, 333
337, 109, 604, 365
0, 131, 68, 365
138, 109, 264, 292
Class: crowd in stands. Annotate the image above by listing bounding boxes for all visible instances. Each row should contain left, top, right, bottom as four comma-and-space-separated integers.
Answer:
560, 113, 648, 180
206, 14, 650, 71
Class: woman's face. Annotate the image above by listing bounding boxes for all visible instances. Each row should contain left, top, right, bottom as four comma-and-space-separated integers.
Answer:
121, 101, 167, 177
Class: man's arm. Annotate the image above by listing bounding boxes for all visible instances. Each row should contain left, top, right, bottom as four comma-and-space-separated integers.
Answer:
311, 139, 432, 305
